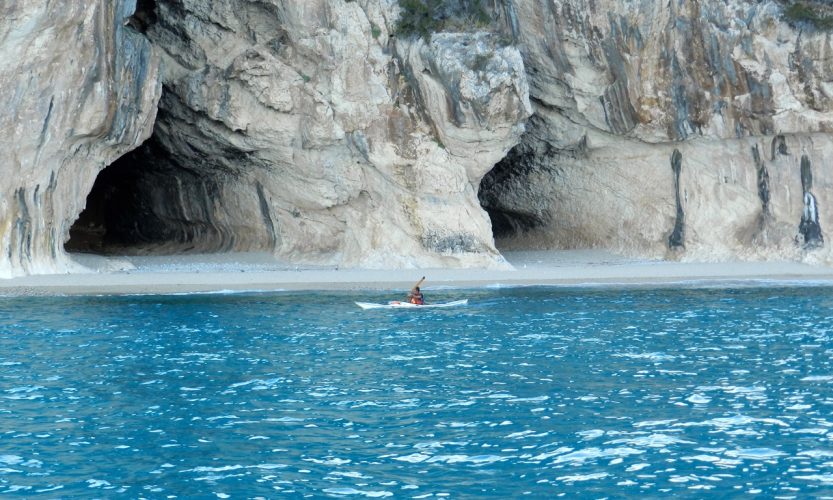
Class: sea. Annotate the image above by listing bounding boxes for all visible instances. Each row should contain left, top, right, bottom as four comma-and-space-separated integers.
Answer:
1, 284, 833, 498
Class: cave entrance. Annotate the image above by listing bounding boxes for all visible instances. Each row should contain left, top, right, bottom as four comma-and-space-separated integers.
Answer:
65, 141, 178, 255
127, 0, 158, 33
477, 142, 550, 249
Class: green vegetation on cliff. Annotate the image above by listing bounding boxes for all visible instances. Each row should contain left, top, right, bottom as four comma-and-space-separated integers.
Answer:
396, 0, 493, 39
781, 1, 833, 29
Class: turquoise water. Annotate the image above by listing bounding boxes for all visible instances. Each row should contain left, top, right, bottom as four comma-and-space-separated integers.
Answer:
2, 285, 833, 497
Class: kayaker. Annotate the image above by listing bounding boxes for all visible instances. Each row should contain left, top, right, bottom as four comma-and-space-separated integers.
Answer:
408, 276, 425, 305
408, 286, 424, 305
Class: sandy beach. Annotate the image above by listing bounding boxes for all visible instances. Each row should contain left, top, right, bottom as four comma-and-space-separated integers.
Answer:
2, 249, 833, 296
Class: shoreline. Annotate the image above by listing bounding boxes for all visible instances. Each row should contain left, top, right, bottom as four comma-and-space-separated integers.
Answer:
3, 250, 833, 296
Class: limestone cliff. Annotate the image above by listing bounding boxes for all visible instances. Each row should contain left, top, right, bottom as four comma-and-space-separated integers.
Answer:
2, 1, 529, 276
69, 0, 529, 269
483, 0, 833, 263
0, 0, 161, 276
5, 0, 833, 277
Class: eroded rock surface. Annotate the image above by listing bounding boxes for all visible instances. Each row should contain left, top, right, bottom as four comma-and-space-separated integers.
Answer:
83, 0, 529, 269
484, 0, 833, 263
6, 0, 833, 277
0, 0, 161, 277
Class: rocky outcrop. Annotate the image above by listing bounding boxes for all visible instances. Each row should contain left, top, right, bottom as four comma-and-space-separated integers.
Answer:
0, 0, 161, 277
484, 0, 833, 263
70, 1, 529, 269
6, 0, 833, 277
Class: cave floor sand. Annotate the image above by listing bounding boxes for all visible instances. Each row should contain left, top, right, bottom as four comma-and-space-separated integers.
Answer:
3, 250, 833, 296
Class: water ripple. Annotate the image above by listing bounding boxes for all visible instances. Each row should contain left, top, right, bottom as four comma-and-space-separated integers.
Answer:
0, 287, 833, 496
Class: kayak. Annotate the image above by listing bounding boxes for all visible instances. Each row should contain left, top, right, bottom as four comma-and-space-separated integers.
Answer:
355, 299, 468, 310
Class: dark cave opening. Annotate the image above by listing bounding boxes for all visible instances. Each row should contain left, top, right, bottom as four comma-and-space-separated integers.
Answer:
65, 141, 179, 255
478, 143, 550, 244
67, 84, 274, 258
127, 0, 158, 33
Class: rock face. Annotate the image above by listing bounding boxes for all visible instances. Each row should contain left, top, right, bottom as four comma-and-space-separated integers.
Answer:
483, 0, 833, 263
70, 0, 530, 269
5, 0, 833, 277
0, 0, 161, 277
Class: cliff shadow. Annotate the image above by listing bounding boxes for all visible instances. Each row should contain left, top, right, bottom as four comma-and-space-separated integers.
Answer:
477, 132, 577, 249
66, 126, 277, 257
65, 139, 181, 255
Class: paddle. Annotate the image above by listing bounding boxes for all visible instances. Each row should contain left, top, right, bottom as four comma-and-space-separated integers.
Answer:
386, 276, 425, 304
406, 276, 426, 305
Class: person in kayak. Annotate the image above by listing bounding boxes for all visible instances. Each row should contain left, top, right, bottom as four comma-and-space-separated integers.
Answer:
408, 277, 425, 305
408, 286, 424, 305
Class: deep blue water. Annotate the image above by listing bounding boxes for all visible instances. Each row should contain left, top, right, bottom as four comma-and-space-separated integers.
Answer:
2, 285, 833, 497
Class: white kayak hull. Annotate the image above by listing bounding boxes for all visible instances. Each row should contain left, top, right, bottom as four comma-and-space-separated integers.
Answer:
355, 299, 468, 310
